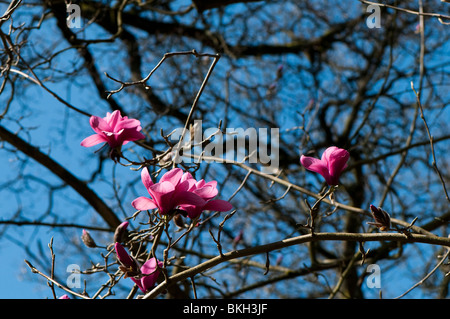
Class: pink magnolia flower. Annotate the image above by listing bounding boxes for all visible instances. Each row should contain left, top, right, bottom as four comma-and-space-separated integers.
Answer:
80, 110, 145, 149
131, 257, 163, 293
131, 168, 207, 215
114, 243, 162, 293
179, 174, 233, 218
300, 146, 349, 186
115, 242, 140, 277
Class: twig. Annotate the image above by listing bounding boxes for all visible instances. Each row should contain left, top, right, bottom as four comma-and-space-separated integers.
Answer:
209, 209, 237, 257
357, 0, 450, 24
184, 153, 434, 236
171, 51, 221, 165
263, 252, 270, 275
24, 260, 90, 299
328, 250, 361, 299
105, 50, 220, 98
395, 247, 450, 299
411, 83, 449, 202
143, 232, 450, 299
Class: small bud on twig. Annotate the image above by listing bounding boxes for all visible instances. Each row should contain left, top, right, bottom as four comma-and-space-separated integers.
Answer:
367, 205, 391, 231
81, 229, 97, 248
114, 221, 129, 243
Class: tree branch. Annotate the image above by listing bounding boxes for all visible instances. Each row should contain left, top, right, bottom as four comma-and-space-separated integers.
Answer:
144, 231, 450, 298
0, 125, 121, 229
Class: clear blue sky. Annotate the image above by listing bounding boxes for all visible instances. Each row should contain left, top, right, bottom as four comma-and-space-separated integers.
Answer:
1, 1, 448, 300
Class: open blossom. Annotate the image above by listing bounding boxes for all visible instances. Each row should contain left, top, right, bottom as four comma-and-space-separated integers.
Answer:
133, 257, 163, 293
300, 146, 349, 186
178, 172, 233, 219
80, 110, 145, 149
131, 168, 207, 215
114, 243, 162, 293
132, 168, 232, 218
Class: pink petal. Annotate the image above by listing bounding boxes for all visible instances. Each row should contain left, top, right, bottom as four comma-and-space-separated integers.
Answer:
116, 118, 142, 130
106, 110, 122, 130
131, 196, 157, 211
90, 116, 111, 134
181, 172, 195, 183
114, 243, 136, 268
176, 179, 192, 192
148, 181, 176, 214
204, 180, 217, 188
141, 168, 154, 191
203, 199, 233, 212
321, 146, 340, 163
121, 129, 145, 142
194, 184, 218, 199
131, 277, 145, 292
139, 258, 163, 293
140, 258, 161, 275
195, 179, 206, 188
326, 148, 349, 178
80, 134, 107, 147
172, 190, 206, 207
149, 181, 176, 194
102, 129, 124, 137
184, 206, 201, 219
300, 156, 329, 177
159, 168, 183, 185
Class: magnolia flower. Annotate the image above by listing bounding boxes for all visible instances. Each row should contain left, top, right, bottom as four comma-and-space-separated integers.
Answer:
114, 243, 162, 293
179, 173, 233, 219
300, 146, 349, 186
115, 242, 140, 278
131, 168, 206, 215
80, 110, 145, 150
132, 168, 232, 219
132, 257, 163, 293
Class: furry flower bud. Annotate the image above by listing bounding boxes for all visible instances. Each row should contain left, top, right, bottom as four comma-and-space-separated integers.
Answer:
81, 229, 97, 248
368, 205, 391, 231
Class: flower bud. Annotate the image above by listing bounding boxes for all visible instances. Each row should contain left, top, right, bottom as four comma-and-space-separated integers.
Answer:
114, 221, 129, 243
81, 229, 97, 248
173, 213, 187, 229
368, 205, 391, 231
115, 242, 140, 278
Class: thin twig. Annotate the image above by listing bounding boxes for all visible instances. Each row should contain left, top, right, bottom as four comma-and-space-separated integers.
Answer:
395, 247, 450, 299
411, 83, 449, 202
143, 232, 450, 299
358, 0, 450, 24
24, 260, 90, 299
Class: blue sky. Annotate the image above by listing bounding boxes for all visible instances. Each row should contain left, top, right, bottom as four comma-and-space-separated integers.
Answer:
1, 1, 449, 299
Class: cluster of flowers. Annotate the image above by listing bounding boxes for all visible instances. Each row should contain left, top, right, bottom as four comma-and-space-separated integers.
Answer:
80, 111, 233, 293
80, 110, 357, 295
81, 110, 351, 187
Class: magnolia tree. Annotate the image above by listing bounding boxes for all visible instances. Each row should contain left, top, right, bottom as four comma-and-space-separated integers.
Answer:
0, 0, 449, 299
